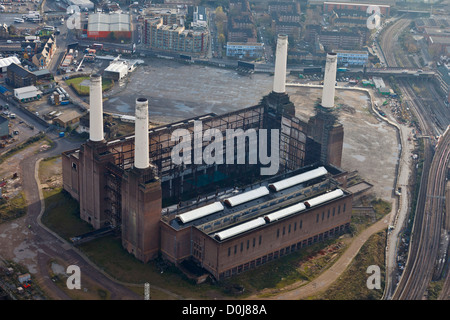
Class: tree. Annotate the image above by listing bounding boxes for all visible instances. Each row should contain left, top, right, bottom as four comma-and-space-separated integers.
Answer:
215, 6, 226, 24
8, 25, 16, 35
218, 33, 225, 46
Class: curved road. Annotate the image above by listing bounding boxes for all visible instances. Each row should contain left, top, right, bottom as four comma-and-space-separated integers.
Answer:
17, 134, 143, 300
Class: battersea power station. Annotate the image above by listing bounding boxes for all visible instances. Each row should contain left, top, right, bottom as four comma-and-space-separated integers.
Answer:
62, 35, 352, 280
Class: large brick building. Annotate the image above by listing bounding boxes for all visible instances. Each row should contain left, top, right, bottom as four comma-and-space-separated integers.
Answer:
62, 36, 349, 279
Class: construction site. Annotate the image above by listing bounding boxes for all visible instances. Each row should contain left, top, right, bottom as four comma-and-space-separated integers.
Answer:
62, 35, 356, 281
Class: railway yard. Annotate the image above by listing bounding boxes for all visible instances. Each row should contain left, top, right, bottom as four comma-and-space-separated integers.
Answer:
379, 14, 450, 300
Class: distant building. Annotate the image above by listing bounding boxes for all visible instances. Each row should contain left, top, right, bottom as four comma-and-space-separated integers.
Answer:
53, 109, 84, 128
226, 42, 264, 58
309, 0, 396, 6
32, 35, 57, 69
32, 69, 52, 81
333, 49, 368, 66
305, 25, 322, 43
323, 2, 390, 16
316, 29, 368, 51
0, 56, 20, 73
144, 17, 209, 56
104, 60, 129, 80
268, 0, 301, 14
436, 64, 450, 103
0, 115, 9, 138
87, 13, 131, 40
13, 85, 42, 102
427, 36, 450, 57
0, 85, 12, 99
227, 0, 257, 43
68, 0, 94, 11
0, 41, 22, 54
18, 273, 31, 284
273, 21, 302, 39
193, 6, 207, 25
6, 63, 37, 88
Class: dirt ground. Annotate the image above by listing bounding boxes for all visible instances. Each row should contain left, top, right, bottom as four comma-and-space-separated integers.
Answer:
0, 139, 51, 200
0, 139, 50, 278
286, 84, 399, 202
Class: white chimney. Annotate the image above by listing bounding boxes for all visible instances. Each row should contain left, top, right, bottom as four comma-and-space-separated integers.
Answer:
321, 53, 338, 109
134, 97, 149, 169
273, 34, 288, 94
89, 74, 104, 142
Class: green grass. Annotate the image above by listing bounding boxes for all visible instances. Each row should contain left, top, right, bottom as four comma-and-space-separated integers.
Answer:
351, 198, 392, 235
427, 279, 444, 300
41, 186, 385, 300
41, 188, 93, 241
0, 192, 27, 223
39, 187, 352, 300
217, 239, 346, 297
77, 236, 214, 299
0, 132, 48, 165
65, 76, 114, 96
312, 230, 387, 300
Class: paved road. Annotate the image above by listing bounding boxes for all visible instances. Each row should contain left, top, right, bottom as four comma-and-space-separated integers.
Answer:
15, 133, 143, 300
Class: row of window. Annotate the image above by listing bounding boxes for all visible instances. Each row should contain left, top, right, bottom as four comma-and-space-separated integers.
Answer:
227, 235, 263, 256
225, 202, 348, 257
218, 223, 350, 279
316, 203, 346, 223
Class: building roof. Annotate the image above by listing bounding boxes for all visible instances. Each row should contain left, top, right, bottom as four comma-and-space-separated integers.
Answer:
168, 165, 339, 234
0, 56, 20, 69
333, 49, 368, 55
105, 61, 128, 73
323, 1, 390, 7
69, 0, 94, 8
7, 63, 34, 78
32, 69, 51, 77
0, 114, 9, 126
227, 42, 264, 47
373, 77, 385, 88
429, 36, 450, 45
55, 109, 84, 124
212, 188, 345, 241
0, 85, 10, 94
88, 13, 131, 33
223, 187, 270, 207
0, 42, 22, 52
13, 85, 39, 94
176, 202, 225, 224
268, 166, 328, 191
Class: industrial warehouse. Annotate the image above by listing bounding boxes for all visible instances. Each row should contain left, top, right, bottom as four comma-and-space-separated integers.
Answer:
61, 35, 352, 280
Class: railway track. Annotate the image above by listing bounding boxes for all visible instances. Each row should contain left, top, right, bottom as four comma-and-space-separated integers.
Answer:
379, 17, 413, 68
378, 13, 450, 300
392, 83, 449, 299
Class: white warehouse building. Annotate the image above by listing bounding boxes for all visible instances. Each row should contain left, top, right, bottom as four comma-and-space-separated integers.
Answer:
14, 86, 42, 102
66, 0, 94, 11
0, 56, 21, 73
103, 61, 129, 80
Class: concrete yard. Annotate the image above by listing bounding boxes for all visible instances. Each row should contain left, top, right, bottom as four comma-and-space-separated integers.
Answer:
103, 58, 274, 124
287, 83, 399, 201
103, 60, 399, 201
